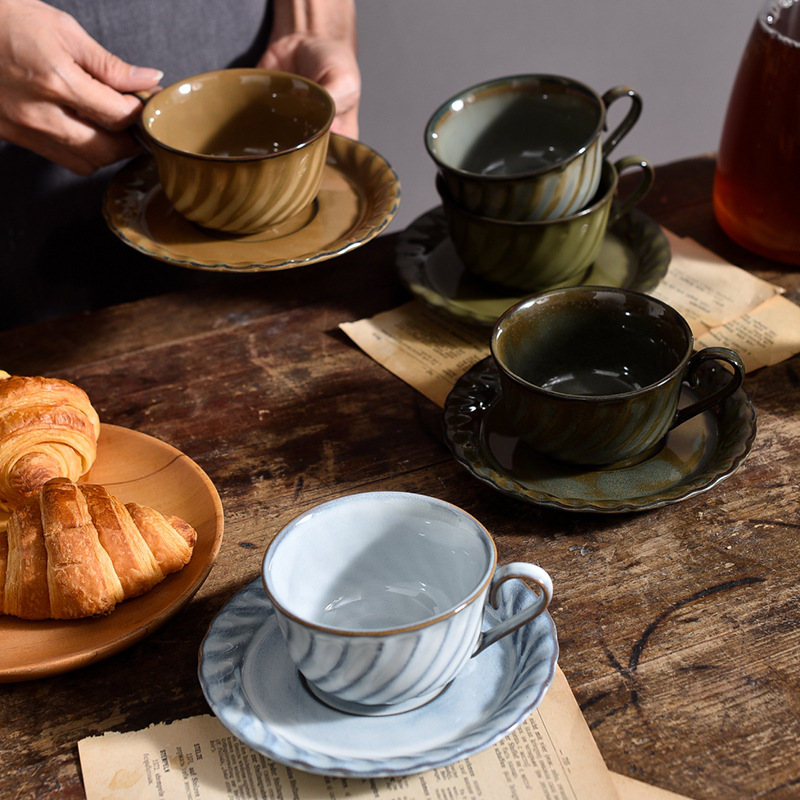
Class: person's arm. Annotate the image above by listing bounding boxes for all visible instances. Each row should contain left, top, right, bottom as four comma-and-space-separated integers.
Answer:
258, 0, 361, 139
0, 0, 162, 174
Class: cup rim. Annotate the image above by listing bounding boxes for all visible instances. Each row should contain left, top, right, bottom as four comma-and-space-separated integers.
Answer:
141, 67, 335, 163
424, 73, 605, 180
490, 286, 695, 400
436, 160, 618, 227
261, 491, 498, 637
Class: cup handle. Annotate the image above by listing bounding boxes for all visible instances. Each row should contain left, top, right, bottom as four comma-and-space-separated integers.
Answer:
128, 89, 160, 152
671, 347, 745, 430
600, 85, 643, 157
607, 155, 655, 225
472, 563, 553, 657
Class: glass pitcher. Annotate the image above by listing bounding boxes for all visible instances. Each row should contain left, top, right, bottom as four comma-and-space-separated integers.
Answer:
713, 0, 800, 265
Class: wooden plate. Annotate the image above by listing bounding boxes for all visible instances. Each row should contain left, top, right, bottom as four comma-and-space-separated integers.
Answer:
0, 424, 224, 682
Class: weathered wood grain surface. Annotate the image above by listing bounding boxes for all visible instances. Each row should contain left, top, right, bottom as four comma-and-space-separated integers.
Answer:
1, 156, 798, 800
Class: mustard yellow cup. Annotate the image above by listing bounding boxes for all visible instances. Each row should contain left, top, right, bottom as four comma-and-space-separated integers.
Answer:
139, 68, 335, 235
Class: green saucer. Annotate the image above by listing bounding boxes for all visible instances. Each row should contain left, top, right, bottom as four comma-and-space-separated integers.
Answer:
396, 206, 671, 326
443, 357, 757, 513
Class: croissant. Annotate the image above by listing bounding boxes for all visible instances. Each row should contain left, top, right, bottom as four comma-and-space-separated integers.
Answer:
0, 373, 101, 513
0, 477, 197, 620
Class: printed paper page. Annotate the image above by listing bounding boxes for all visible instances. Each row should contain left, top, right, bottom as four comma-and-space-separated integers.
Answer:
612, 773, 694, 800
79, 667, 635, 800
340, 299, 488, 406
340, 230, 800, 402
650, 230, 784, 336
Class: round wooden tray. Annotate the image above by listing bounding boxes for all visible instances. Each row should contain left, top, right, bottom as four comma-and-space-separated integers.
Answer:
0, 424, 224, 682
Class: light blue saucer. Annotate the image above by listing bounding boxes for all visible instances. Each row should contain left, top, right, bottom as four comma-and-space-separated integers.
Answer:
198, 576, 558, 777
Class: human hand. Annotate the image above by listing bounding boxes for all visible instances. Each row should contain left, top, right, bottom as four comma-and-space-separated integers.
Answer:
259, 34, 361, 139
0, 0, 163, 174
258, 0, 361, 140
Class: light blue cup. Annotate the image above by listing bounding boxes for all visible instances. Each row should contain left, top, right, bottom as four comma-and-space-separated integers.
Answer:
262, 491, 553, 716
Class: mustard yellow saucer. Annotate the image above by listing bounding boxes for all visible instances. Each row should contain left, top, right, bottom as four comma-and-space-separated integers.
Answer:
103, 135, 400, 272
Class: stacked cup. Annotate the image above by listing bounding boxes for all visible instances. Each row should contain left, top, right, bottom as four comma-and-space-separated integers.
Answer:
425, 74, 653, 291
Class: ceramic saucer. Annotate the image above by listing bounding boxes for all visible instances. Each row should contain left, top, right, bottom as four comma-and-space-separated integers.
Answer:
103, 134, 401, 272
444, 357, 757, 514
396, 206, 671, 326
198, 576, 558, 777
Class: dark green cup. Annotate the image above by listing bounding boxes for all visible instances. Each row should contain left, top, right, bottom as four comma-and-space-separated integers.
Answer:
491, 286, 745, 466
438, 156, 654, 291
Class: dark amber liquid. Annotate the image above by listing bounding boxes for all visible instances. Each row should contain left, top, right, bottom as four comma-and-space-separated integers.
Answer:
713, 1, 800, 265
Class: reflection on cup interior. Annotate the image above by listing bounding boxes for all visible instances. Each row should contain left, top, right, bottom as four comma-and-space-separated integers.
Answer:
433, 87, 601, 176
265, 497, 494, 632
320, 579, 453, 629
200, 107, 326, 158
498, 301, 690, 398
146, 77, 332, 159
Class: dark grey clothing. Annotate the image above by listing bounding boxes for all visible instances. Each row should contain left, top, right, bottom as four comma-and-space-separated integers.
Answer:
2, 1, 272, 331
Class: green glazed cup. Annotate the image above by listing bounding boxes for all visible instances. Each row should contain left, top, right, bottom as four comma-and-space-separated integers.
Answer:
139, 68, 334, 235
425, 74, 642, 221
439, 156, 654, 291
491, 286, 746, 466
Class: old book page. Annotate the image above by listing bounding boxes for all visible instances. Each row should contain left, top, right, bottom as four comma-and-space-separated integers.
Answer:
340, 230, 800, 407
81, 666, 675, 800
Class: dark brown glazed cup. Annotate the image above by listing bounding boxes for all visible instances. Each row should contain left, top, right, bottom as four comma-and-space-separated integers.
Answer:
491, 286, 745, 466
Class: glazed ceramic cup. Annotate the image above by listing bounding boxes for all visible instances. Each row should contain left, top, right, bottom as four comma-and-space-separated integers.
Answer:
425, 74, 642, 221
439, 155, 654, 291
139, 68, 334, 234
491, 287, 746, 466
262, 491, 553, 716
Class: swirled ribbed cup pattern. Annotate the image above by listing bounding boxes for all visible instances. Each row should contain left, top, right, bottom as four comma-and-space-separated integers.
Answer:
491, 287, 695, 466
439, 139, 603, 222
439, 156, 654, 292
153, 138, 329, 233
262, 492, 553, 715
425, 74, 642, 222
142, 69, 334, 235
499, 375, 683, 465
282, 593, 483, 710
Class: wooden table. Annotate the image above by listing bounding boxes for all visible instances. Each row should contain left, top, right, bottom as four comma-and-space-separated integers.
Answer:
1, 155, 798, 800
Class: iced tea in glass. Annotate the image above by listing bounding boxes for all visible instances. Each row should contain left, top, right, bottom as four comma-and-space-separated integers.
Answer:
713, 0, 800, 265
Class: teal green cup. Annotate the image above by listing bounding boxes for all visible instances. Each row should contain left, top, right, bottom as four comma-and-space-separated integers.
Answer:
439, 156, 654, 291
491, 287, 746, 466
425, 74, 642, 221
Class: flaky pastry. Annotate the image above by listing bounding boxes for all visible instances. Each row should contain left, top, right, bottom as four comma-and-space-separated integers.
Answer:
0, 373, 101, 513
0, 478, 197, 619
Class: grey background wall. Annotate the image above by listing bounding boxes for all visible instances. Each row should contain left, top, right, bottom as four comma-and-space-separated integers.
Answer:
355, 1, 758, 233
